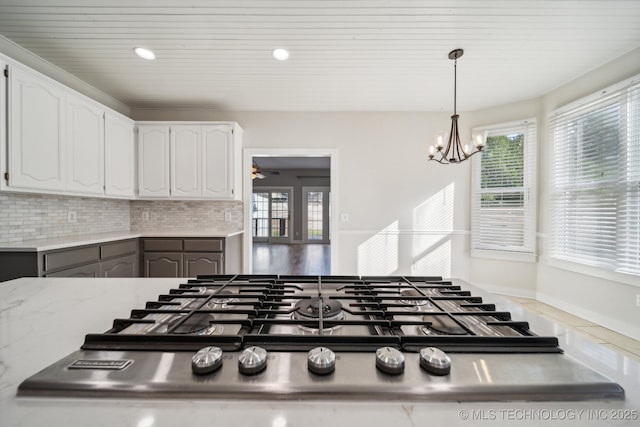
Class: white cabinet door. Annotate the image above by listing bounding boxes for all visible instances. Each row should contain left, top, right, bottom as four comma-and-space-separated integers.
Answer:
105, 112, 135, 197
202, 125, 233, 198
67, 93, 104, 194
138, 125, 170, 197
171, 125, 202, 197
8, 65, 67, 191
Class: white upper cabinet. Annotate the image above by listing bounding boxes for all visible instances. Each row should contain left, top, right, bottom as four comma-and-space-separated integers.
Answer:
105, 112, 135, 197
66, 93, 105, 195
138, 125, 170, 197
137, 122, 242, 200
8, 64, 67, 191
203, 124, 233, 198
171, 125, 202, 197
2, 55, 243, 201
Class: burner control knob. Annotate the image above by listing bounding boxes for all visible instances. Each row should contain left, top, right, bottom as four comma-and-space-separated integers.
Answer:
192, 346, 223, 375
238, 346, 268, 375
419, 346, 451, 376
375, 346, 405, 375
308, 347, 336, 375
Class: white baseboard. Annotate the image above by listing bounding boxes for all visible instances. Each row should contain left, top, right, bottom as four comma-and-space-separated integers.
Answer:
536, 292, 640, 342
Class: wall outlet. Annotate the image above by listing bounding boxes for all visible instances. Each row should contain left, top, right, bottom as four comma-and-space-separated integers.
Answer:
67, 211, 77, 223
142, 211, 150, 221
224, 212, 232, 222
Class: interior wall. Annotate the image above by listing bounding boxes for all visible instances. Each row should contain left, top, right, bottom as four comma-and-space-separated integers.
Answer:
463, 98, 542, 297
460, 48, 640, 339
535, 47, 640, 341
132, 109, 477, 279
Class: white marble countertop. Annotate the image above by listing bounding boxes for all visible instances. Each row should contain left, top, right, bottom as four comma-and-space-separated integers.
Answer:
0, 230, 244, 252
1, 277, 638, 427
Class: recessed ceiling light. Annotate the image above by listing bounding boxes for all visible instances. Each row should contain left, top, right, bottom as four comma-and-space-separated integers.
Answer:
134, 47, 156, 60
272, 48, 289, 61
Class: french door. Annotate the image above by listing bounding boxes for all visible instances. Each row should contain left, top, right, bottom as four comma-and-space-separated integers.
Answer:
251, 188, 292, 243
303, 186, 330, 243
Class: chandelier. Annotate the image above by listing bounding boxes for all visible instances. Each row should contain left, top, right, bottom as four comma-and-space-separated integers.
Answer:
428, 49, 485, 164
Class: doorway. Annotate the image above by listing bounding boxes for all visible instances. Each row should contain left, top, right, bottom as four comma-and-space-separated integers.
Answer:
243, 149, 338, 274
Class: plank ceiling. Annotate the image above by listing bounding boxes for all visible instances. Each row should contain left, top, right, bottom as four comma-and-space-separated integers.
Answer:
0, 0, 639, 111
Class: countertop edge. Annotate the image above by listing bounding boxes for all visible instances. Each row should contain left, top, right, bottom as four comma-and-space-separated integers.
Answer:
0, 230, 245, 252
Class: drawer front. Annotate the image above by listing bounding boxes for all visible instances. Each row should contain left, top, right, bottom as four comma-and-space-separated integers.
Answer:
101, 239, 138, 259
183, 239, 223, 252
44, 246, 100, 272
143, 239, 183, 252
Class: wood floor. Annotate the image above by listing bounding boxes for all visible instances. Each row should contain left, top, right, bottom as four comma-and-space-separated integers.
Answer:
252, 243, 330, 275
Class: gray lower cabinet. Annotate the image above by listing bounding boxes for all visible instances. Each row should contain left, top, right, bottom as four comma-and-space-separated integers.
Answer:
0, 234, 240, 282
0, 238, 139, 281
142, 237, 236, 278
43, 239, 139, 278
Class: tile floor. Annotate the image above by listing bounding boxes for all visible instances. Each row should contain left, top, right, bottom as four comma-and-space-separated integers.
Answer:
505, 295, 640, 362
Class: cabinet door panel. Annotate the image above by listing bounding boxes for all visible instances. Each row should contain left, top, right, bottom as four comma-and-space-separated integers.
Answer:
67, 94, 104, 194
9, 65, 66, 190
105, 113, 135, 197
171, 125, 201, 197
202, 125, 232, 198
183, 252, 223, 277
144, 252, 182, 277
101, 255, 138, 277
138, 126, 170, 197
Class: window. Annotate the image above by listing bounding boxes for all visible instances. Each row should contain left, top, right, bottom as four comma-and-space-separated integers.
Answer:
471, 119, 537, 260
550, 76, 640, 278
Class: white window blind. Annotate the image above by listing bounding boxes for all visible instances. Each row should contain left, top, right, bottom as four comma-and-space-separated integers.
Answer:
471, 120, 537, 259
550, 76, 640, 277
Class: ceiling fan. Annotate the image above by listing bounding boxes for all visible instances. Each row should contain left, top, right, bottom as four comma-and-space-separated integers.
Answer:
252, 163, 265, 180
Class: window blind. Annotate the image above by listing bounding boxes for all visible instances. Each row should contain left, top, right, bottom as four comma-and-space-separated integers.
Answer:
471, 120, 537, 257
550, 77, 640, 277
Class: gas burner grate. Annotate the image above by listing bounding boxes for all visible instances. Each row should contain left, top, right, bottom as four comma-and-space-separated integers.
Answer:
80, 275, 561, 354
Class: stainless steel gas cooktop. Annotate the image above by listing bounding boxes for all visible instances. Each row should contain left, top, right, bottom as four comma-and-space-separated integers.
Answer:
18, 275, 625, 401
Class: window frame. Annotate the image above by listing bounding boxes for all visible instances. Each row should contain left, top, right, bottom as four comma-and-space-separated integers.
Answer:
471, 119, 537, 262
548, 74, 640, 286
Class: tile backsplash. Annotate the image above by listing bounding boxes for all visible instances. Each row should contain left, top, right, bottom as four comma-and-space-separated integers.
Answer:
0, 193, 244, 244
0, 192, 130, 243
130, 200, 243, 232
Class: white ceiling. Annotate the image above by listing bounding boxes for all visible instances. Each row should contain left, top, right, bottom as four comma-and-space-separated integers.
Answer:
1, 0, 639, 112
